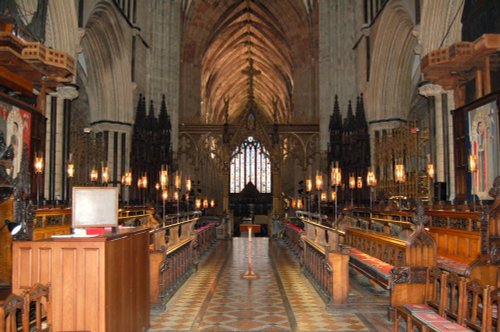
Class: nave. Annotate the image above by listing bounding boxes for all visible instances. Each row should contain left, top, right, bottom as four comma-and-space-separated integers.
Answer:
150, 237, 392, 332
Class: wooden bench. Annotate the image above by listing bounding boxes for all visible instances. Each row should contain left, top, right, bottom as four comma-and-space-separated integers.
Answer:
394, 266, 495, 331
344, 205, 437, 311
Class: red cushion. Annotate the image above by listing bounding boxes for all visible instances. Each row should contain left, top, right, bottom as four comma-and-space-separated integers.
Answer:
426, 321, 472, 332
349, 248, 394, 278
437, 256, 469, 275
403, 304, 433, 312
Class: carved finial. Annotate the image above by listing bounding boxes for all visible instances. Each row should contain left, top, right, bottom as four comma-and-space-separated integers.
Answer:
413, 200, 429, 228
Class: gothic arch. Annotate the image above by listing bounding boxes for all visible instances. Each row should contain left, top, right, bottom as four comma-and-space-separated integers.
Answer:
80, 1, 133, 125
44, 1, 79, 56
368, 0, 417, 122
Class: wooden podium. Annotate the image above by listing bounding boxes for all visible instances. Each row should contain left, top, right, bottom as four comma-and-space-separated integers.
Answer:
240, 224, 261, 280
12, 228, 150, 332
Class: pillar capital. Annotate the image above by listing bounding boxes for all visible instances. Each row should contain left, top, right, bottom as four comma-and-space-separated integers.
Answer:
418, 82, 444, 97
54, 84, 79, 100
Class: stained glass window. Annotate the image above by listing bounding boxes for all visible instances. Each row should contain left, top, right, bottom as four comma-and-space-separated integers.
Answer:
230, 136, 271, 193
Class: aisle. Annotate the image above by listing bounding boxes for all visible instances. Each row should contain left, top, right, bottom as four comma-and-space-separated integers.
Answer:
149, 237, 391, 331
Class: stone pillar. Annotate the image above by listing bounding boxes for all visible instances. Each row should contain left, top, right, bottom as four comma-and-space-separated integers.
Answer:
44, 85, 79, 204
272, 167, 282, 215
419, 83, 456, 201
91, 122, 133, 191
222, 166, 229, 213
445, 91, 456, 201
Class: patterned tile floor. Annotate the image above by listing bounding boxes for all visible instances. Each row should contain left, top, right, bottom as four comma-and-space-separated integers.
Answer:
149, 238, 392, 332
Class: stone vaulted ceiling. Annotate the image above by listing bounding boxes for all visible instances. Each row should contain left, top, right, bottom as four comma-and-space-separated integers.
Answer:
182, 0, 314, 124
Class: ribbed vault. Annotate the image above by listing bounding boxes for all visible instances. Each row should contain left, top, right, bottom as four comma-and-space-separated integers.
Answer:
186, 0, 311, 124
202, 0, 293, 123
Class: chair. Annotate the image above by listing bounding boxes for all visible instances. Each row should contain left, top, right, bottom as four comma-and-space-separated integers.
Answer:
0, 293, 24, 332
22, 283, 51, 332
462, 279, 493, 332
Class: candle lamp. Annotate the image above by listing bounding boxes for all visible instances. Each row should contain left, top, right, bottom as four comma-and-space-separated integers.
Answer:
101, 166, 109, 184
90, 169, 98, 182
366, 168, 377, 210
349, 174, 355, 207
427, 163, 434, 207
395, 163, 406, 210
469, 154, 478, 211
331, 162, 342, 227
34, 154, 44, 207
315, 172, 323, 215
305, 178, 312, 214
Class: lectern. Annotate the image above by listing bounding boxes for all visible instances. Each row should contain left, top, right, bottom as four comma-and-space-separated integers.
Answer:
239, 224, 261, 279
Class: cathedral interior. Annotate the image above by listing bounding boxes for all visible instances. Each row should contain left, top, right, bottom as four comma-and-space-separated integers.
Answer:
0, 0, 499, 331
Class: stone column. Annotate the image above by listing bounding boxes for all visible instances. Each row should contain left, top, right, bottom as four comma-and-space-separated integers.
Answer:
45, 85, 79, 204
419, 83, 453, 201
272, 167, 282, 215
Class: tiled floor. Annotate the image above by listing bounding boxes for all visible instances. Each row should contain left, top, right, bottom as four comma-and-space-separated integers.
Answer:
150, 238, 392, 331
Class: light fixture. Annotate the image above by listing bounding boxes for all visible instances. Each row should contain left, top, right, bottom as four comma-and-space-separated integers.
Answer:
90, 169, 98, 182
305, 179, 312, 193
101, 166, 109, 184
67, 162, 75, 178
174, 191, 179, 201
469, 154, 477, 173
315, 173, 323, 191
297, 198, 303, 209
195, 197, 202, 209
186, 179, 192, 192
122, 171, 132, 186
321, 192, 327, 202
34, 155, 44, 174
174, 172, 181, 190
331, 163, 342, 186
291, 199, 296, 209
160, 166, 168, 189
356, 176, 363, 189
162, 190, 168, 200
395, 164, 406, 183
0, 220, 21, 236
366, 169, 377, 187
426, 163, 435, 179
331, 190, 336, 201
155, 183, 160, 191
210, 199, 215, 208
349, 175, 356, 189
203, 198, 209, 209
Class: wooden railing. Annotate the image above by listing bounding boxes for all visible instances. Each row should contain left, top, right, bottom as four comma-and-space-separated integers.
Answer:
283, 212, 349, 305
149, 212, 214, 309
31, 206, 156, 240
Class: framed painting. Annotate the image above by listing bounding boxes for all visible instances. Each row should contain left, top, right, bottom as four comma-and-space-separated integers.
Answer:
466, 92, 499, 200
0, 99, 32, 179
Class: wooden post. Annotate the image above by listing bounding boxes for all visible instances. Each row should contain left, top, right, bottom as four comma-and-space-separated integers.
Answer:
327, 250, 349, 305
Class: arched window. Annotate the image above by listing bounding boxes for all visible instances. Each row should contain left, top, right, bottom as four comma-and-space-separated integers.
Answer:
230, 136, 271, 193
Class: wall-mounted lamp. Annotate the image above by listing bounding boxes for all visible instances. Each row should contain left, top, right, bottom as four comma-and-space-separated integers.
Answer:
0, 219, 21, 236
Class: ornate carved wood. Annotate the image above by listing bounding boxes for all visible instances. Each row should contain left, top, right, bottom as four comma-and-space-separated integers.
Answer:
130, 94, 172, 204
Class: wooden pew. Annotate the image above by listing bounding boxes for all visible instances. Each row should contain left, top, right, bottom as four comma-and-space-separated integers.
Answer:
351, 203, 499, 288
345, 205, 437, 312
